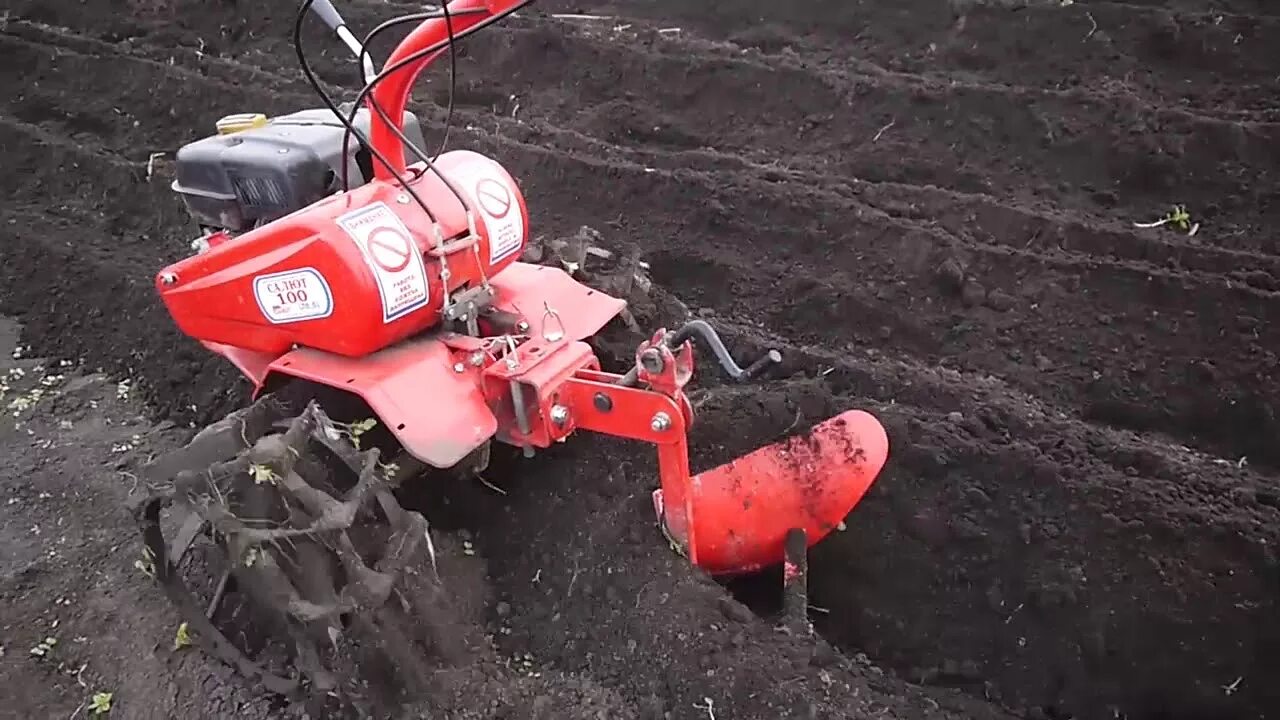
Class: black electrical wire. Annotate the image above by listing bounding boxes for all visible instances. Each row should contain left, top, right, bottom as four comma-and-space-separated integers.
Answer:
434, 0, 460, 163
342, 5, 483, 198
294, 0, 438, 222
363, 95, 471, 212
358, 8, 476, 161
338, 0, 534, 194
377, 3, 462, 162
296, 0, 532, 233
346, 2, 531, 115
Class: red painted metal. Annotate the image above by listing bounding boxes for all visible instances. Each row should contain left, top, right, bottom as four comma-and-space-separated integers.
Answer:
561, 367, 700, 564
247, 263, 624, 468
367, 0, 527, 179
562, 349, 888, 575
656, 409, 890, 575
151, 1, 892, 577
155, 149, 529, 358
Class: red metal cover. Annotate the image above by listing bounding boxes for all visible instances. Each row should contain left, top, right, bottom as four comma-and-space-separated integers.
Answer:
250, 263, 626, 468
156, 150, 529, 359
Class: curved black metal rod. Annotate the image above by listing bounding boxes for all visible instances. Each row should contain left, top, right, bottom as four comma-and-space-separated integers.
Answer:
619, 320, 782, 387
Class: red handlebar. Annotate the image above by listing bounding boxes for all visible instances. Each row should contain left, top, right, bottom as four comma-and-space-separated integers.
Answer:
367, 0, 523, 179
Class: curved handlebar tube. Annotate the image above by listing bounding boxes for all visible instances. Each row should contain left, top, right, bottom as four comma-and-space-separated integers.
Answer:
367, 0, 526, 179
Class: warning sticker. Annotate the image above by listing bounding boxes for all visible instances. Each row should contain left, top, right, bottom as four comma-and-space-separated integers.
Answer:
253, 267, 333, 324
335, 202, 430, 323
450, 159, 525, 264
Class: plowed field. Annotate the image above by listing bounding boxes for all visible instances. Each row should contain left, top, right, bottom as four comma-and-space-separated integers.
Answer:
0, 0, 1277, 718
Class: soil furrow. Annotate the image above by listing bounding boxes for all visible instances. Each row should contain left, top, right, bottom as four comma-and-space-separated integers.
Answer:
454, 23, 1280, 244
15, 16, 1280, 274
10, 15, 1279, 258
549, 0, 1280, 31
1075, 0, 1278, 17
854, 179, 1280, 280
617, 2, 1280, 120
0, 31, 305, 155
432, 433, 1018, 719
3, 0, 1278, 718
918, 4, 1280, 115
474, 301, 1280, 719
5, 93, 1279, 476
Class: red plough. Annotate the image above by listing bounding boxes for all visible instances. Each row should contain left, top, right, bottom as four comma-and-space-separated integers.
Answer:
132, 0, 889, 705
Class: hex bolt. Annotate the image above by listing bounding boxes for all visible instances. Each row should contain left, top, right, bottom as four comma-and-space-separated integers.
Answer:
159, 272, 179, 286
650, 412, 672, 432
469, 351, 486, 366
453, 362, 465, 373
550, 405, 570, 426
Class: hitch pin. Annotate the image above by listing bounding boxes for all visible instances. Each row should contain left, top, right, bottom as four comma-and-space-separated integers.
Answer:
501, 335, 533, 457
509, 379, 534, 458
541, 302, 566, 342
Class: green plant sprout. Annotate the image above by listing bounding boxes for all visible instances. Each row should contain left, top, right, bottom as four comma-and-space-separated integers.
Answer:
89, 692, 113, 715
248, 463, 278, 485
346, 417, 378, 449
1134, 205, 1195, 234
173, 622, 191, 650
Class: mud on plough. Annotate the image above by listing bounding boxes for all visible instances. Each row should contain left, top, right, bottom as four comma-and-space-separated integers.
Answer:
129, 0, 890, 709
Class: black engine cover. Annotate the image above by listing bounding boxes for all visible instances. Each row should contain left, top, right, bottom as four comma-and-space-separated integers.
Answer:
171, 107, 426, 233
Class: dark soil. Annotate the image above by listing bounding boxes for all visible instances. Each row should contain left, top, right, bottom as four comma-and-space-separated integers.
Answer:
1, 0, 1278, 718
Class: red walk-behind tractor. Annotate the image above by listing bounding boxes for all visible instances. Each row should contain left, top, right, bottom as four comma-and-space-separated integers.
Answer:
132, 0, 889, 707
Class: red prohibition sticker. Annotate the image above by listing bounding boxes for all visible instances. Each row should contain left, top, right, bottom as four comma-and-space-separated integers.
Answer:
465, 168, 523, 264
335, 202, 430, 323
474, 178, 512, 219
365, 227, 413, 273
